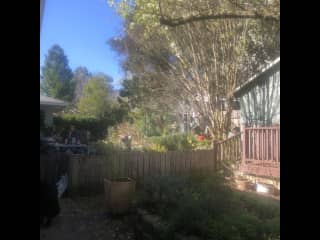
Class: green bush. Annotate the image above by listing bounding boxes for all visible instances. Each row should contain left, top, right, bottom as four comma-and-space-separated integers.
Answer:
53, 102, 127, 143
135, 175, 188, 214
150, 134, 211, 151
151, 134, 190, 151
168, 193, 212, 237
163, 172, 234, 238
234, 191, 280, 219
53, 114, 112, 142
89, 141, 121, 155
136, 172, 280, 240
194, 138, 212, 149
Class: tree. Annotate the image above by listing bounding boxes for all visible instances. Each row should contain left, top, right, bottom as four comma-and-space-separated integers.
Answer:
108, 0, 279, 140
94, 72, 114, 92
158, 0, 280, 26
41, 45, 74, 101
110, 21, 249, 139
109, 34, 184, 119
119, 76, 149, 109
55, 72, 128, 141
77, 75, 113, 118
109, 0, 280, 27
73, 67, 92, 103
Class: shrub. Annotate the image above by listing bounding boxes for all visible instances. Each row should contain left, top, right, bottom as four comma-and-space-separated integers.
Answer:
136, 171, 280, 240
163, 172, 234, 238
149, 134, 212, 151
168, 192, 212, 238
151, 134, 188, 151
234, 191, 280, 219
89, 141, 121, 155
194, 138, 212, 150
53, 114, 111, 142
135, 175, 188, 213
143, 143, 167, 152
151, 134, 193, 151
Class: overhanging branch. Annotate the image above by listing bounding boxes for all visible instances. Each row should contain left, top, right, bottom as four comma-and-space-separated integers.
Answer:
160, 13, 279, 27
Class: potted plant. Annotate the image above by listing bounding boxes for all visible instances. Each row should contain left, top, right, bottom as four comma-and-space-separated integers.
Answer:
235, 175, 251, 191
104, 159, 136, 214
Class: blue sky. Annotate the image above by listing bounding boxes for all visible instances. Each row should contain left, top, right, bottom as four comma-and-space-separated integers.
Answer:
40, 0, 124, 89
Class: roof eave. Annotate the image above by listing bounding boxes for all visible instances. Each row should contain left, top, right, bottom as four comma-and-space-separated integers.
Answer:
234, 57, 280, 97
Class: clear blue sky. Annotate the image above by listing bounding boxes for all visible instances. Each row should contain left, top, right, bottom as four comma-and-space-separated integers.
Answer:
40, 0, 124, 89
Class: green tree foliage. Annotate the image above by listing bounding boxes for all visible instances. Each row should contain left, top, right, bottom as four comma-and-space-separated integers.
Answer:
109, 37, 184, 138
73, 66, 92, 103
41, 45, 74, 101
109, 0, 279, 27
120, 76, 148, 109
77, 75, 113, 118
108, 0, 279, 140
129, 108, 176, 137
54, 103, 128, 142
52, 70, 129, 142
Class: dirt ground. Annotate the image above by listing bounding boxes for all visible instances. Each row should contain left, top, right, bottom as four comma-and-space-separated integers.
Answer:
40, 195, 136, 240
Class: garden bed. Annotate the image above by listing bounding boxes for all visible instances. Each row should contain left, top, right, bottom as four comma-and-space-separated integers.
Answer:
135, 208, 201, 240
133, 173, 280, 240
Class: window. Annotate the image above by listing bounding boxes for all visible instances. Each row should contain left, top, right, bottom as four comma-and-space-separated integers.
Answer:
232, 99, 240, 110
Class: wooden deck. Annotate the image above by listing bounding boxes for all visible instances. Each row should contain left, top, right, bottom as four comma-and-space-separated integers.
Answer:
239, 163, 280, 178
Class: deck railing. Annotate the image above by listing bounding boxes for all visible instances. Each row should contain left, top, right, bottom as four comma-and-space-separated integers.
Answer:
240, 125, 280, 178
242, 126, 280, 163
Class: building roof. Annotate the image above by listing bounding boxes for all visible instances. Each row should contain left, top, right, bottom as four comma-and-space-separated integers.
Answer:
234, 57, 280, 97
40, 95, 67, 107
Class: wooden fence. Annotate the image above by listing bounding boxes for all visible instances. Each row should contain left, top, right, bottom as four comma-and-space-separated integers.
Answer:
216, 134, 242, 167
40, 153, 69, 185
67, 149, 217, 195
40, 137, 242, 196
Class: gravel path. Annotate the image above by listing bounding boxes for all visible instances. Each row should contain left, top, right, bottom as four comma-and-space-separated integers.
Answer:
40, 195, 136, 240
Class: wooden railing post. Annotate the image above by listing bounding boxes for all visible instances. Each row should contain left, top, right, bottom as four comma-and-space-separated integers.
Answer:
241, 124, 246, 165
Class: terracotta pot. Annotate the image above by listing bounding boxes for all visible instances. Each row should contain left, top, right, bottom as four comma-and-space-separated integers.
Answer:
236, 180, 249, 191
273, 187, 280, 196
104, 178, 136, 214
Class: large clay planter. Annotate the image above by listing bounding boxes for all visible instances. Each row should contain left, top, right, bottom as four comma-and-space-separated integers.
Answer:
104, 177, 136, 214
235, 179, 251, 191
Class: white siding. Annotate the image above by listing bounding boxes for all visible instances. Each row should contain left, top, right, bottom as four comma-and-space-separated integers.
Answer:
239, 63, 280, 127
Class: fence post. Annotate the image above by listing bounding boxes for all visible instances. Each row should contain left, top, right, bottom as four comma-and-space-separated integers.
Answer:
213, 140, 218, 172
